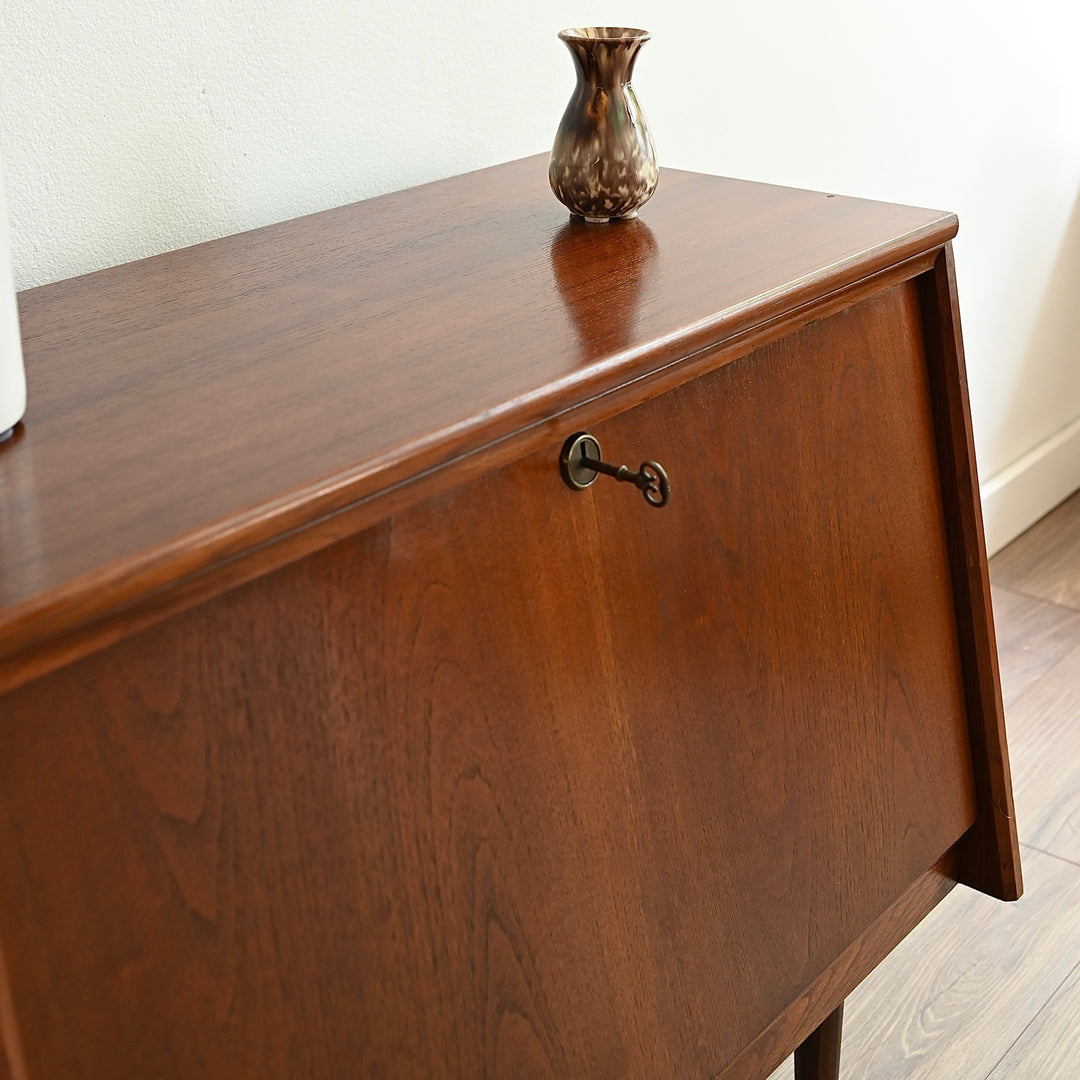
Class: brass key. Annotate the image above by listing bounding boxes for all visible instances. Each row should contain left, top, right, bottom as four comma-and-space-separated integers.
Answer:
559, 432, 670, 508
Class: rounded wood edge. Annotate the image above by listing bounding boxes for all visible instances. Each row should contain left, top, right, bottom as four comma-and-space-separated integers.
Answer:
0, 246, 945, 694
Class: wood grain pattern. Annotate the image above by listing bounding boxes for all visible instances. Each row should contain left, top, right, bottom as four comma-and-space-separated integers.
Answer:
990, 490, 1080, 612
985, 960, 1080, 1078
990, 584, 1080, 707
0, 156, 956, 672
0, 285, 979, 1079
837, 847, 1080, 1079
918, 246, 1021, 901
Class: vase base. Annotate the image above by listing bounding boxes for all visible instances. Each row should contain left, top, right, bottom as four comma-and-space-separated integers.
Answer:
577, 210, 639, 225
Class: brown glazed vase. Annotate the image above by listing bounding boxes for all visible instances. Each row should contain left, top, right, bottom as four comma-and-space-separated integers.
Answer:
549, 27, 658, 223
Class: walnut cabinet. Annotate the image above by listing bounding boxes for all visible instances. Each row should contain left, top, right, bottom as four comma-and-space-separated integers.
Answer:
0, 156, 1020, 1079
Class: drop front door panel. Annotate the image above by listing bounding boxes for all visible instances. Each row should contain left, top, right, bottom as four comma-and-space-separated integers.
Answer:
0, 278, 977, 1079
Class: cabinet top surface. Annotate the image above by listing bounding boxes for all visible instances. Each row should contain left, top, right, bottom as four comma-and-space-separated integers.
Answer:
0, 154, 954, 660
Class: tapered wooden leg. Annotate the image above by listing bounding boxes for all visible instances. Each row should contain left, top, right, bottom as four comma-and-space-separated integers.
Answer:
794, 1001, 843, 1080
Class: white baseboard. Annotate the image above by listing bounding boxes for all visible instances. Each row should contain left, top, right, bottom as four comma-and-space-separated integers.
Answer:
980, 415, 1080, 556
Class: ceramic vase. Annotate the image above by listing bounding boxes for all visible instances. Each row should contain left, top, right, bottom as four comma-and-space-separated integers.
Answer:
549, 27, 658, 223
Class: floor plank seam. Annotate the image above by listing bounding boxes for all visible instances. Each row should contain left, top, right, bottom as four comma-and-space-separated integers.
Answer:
1017, 842, 1080, 872
980, 957, 1080, 1080
988, 582, 1049, 605
1000, 637, 1080, 722
989, 581, 1080, 618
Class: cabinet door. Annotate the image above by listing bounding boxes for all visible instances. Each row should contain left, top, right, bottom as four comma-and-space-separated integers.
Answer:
0, 279, 974, 1079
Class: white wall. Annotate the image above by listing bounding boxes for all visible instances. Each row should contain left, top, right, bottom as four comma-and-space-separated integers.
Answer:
2, 0, 1078, 550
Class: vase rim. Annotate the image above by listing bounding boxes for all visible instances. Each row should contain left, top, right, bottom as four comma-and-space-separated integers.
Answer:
558, 27, 651, 44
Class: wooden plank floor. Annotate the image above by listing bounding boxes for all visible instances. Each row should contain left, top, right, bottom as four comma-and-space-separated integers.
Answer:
769, 488, 1080, 1079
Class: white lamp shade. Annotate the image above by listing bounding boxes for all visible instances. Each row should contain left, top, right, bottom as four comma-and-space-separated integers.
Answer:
0, 164, 26, 439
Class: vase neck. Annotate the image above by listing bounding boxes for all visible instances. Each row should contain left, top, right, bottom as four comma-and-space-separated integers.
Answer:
563, 36, 645, 88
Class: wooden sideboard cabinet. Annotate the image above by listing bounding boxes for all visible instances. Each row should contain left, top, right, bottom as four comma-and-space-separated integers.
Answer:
0, 156, 1020, 1079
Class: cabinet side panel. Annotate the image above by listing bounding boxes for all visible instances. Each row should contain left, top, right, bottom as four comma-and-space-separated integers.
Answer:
918, 245, 1022, 900
0, 281, 976, 1079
